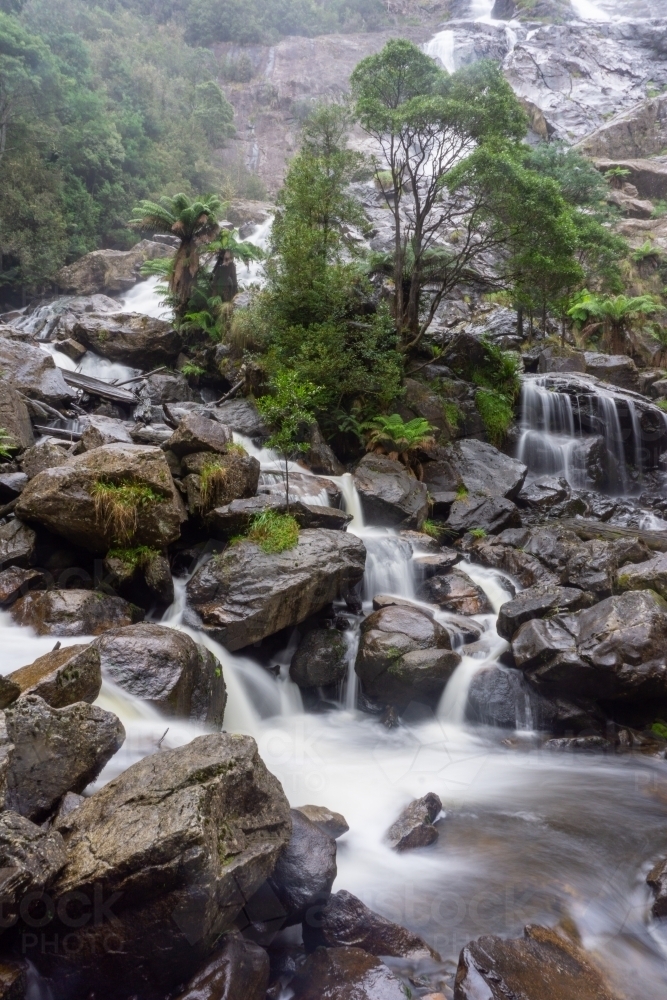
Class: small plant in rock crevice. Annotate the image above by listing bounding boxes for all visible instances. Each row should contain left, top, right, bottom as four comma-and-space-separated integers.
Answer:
198, 450, 249, 511
475, 388, 515, 447
0, 428, 14, 460
469, 528, 487, 539
106, 545, 160, 569
91, 480, 163, 544
232, 510, 300, 554
422, 520, 444, 540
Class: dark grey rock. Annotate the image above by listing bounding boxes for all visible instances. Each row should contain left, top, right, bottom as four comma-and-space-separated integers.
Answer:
11, 588, 142, 636
647, 858, 667, 919
214, 399, 268, 439
497, 584, 596, 640
0, 520, 35, 571
173, 932, 270, 1000
418, 570, 493, 616
207, 496, 351, 536
290, 629, 348, 689
267, 808, 337, 927
353, 454, 428, 529
0, 810, 66, 934
294, 805, 349, 839
447, 495, 522, 536
0, 567, 45, 607
290, 947, 407, 1000
0, 471, 28, 502
428, 439, 526, 500
465, 666, 599, 734
166, 412, 231, 457
516, 476, 570, 510
386, 792, 442, 851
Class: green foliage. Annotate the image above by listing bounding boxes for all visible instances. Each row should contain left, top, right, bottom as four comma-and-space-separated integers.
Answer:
107, 545, 160, 568
524, 143, 607, 208
256, 369, 321, 460
422, 519, 443, 540
656, 400, 667, 413
475, 388, 515, 447
362, 414, 435, 458
651, 720, 667, 739
236, 510, 300, 554
567, 290, 662, 351
469, 528, 487, 539
180, 361, 205, 376
631, 240, 662, 263
91, 480, 162, 544
456, 483, 468, 499
0, 428, 15, 459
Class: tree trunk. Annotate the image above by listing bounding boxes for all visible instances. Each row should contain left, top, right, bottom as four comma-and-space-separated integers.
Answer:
517, 305, 523, 341
211, 251, 238, 303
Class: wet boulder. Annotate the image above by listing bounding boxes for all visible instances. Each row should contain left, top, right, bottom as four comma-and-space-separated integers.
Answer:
187, 529, 366, 651
0, 811, 66, 933
497, 584, 596, 640
454, 924, 621, 1000
11, 588, 142, 636
173, 933, 270, 1000
353, 454, 428, 529
93, 623, 226, 728
465, 666, 600, 734
0, 520, 35, 571
583, 352, 640, 392
4, 695, 125, 822
20, 439, 73, 479
166, 412, 232, 457
8, 644, 101, 708
72, 312, 183, 369
207, 496, 350, 535
513, 590, 667, 704
0, 385, 33, 454
0, 567, 45, 608
211, 399, 268, 439
617, 551, 667, 600
103, 548, 174, 609
289, 947, 407, 1000
289, 628, 348, 689
294, 805, 349, 839
0, 337, 74, 406
446, 495, 521, 536
80, 415, 133, 451
303, 889, 440, 960
418, 570, 492, 616
181, 449, 260, 515
647, 858, 667, 918
44, 735, 291, 999
355, 604, 460, 709
56, 241, 172, 296
15, 443, 186, 553
267, 809, 337, 926
386, 792, 442, 851
516, 476, 570, 510
425, 439, 526, 501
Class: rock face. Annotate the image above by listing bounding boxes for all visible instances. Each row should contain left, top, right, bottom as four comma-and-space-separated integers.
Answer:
0, 337, 74, 406
0, 810, 66, 929
72, 312, 183, 368
267, 809, 337, 927
577, 93, 667, 159
425, 439, 526, 500
0, 521, 35, 571
647, 858, 667, 918
93, 623, 227, 728
386, 793, 442, 851
512, 590, 667, 704
187, 529, 366, 651
617, 551, 667, 600
45, 735, 291, 999
8, 644, 101, 707
355, 604, 460, 709
80, 415, 133, 451
289, 947, 408, 1000
290, 628, 348, 689
0, 385, 33, 453
303, 889, 440, 960
418, 570, 492, 616
294, 805, 349, 839
4, 695, 125, 822
0, 566, 44, 608
56, 240, 172, 296
583, 352, 640, 392
454, 924, 621, 1000
173, 933, 270, 1000
446, 495, 521, 536
11, 589, 142, 636
166, 413, 232, 457
353, 454, 428, 529
497, 584, 595, 641
16, 444, 186, 553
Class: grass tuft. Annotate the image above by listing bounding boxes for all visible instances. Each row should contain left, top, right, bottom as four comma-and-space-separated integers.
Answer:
107, 545, 160, 568
91, 480, 162, 544
422, 519, 443, 540
469, 528, 487, 539
475, 388, 515, 447
234, 510, 300, 554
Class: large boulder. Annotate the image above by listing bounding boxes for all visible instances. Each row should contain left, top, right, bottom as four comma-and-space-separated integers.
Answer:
41, 735, 291, 999
166, 413, 232, 457
103, 547, 174, 610
8, 644, 101, 707
424, 439, 526, 500
353, 454, 428, 529
465, 666, 599, 734
515, 476, 569, 511
173, 933, 269, 1000
0, 337, 74, 406
0, 385, 33, 453
20, 438, 72, 479
93, 623, 226, 728
512, 590, 667, 704
72, 313, 183, 369
497, 584, 595, 640
290, 628, 348, 689
386, 792, 442, 851
0, 520, 35, 571
214, 399, 268, 439
417, 570, 492, 616
56, 241, 172, 296
294, 805, 349, 839
15, 444, 186, 553
181, 450, 260, 516
617, 551, 667, 600
187, 529, 366, 651
267, 808, 337, 926
11, 588, 142, 636
303, 889, 440, 960
583, 352, 640, 392
355, 604, 460, 709
446, 495, 521, 536
0, 810, 66, 933
207, 496, 350, 536
454, 924, 621, 1000
289, 947, 407, 1000
4, 695, 125, 822
80, 415, 133, 451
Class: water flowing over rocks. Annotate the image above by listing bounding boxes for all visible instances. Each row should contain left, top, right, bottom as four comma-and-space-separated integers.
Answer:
56, 241, 172, 296
4, 695, 125, 822
41, 734, 291, 999
289, 947, 408, 1000
93, 623, 227, 727
386, 792, 442, 851
454, 924, 621, 1000
71, 312, 183, 369
353, 454, 429, 529
15, 443, 186, 553
465, 665, 598, 733
267, 808, 337, 927
356, 605, 460, 709
187, 529, 366, 650
10, 588, 142, 636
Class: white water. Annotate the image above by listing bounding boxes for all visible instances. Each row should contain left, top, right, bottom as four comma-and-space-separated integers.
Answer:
571, 0, 612, 21
424, 30, 456, 74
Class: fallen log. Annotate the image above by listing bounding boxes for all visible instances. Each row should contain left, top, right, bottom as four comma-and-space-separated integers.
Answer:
60, 369, 138, 404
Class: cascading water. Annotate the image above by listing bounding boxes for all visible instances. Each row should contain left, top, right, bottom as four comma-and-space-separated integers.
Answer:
423, 31, 456, 74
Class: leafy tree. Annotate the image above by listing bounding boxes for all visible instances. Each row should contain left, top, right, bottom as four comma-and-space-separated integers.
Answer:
130, 193, 222, 319
567, 291, 662, 353
193, 81, 235, 147
256, 370, 321, 510
362, 414, 435, 475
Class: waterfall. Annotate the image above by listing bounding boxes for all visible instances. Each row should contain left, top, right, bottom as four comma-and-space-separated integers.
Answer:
570, 0, 611, 20
424, 31, 456, 74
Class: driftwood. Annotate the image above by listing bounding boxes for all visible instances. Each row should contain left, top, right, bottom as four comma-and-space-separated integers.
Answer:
61, 370, 138, 404
554, 518, 667, 553
33, 425, 82, 442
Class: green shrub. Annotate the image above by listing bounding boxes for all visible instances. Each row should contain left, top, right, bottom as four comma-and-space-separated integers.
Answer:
456, 483, 469, 499
475, 388, 515, 447
469, 527, 487, 539
235, 510, 300, 554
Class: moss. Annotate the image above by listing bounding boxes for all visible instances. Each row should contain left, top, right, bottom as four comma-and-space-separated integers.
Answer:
107, 545, 160, 569
442, 401, 461, 434
657, 400, 667, 412
233, 510, 300, 554
475, 388, 515, 447
91, 480, 163, 544
469, 528, 487, 539
651, 720, 667, 739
